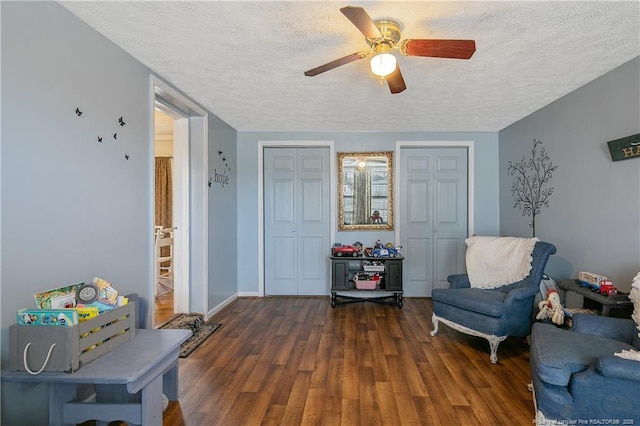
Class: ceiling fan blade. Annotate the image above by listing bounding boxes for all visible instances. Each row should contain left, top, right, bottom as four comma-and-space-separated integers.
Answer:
403, 39, 476, 59
387, 66, 406, 94
304, 52, 367, 77
340, 6, 382, 39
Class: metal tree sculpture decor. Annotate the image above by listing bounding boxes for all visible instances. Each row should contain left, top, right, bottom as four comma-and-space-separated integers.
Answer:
507, 139, 557, 237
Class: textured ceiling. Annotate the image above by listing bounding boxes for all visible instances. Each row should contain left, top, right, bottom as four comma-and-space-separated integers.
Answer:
60, 1, 640, 132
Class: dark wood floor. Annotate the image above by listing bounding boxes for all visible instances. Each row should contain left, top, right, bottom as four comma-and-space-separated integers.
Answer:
163, 297, 535, 425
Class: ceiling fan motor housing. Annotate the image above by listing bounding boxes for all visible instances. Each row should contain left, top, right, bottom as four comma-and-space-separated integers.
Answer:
366, 19, 403, 48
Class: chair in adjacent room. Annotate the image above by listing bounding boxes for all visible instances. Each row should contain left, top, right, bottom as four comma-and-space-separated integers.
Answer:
430, 237, 557, 363
154, 226, 174, 296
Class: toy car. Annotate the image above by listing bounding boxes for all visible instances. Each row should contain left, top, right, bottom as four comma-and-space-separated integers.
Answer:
597, 280, 618, 296
372, 246, 400, 258
332, 243, 360, 257
578, 271, 618, 296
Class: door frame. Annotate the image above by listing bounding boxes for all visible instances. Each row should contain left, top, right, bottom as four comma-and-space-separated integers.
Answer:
257, 141, 335, 297
395, 141, 475, 245
151, 76, 208, 319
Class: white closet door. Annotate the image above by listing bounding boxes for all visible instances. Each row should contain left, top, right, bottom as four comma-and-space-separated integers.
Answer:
264, 147, 330, 295
400, 148, 468, 296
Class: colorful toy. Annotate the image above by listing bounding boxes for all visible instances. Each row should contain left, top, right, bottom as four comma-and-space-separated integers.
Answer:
332, 243, 360, 257
536, 289, 565, 325
76, 277, 120, 312
372, 242, 401, 258
578, 271, 618, 296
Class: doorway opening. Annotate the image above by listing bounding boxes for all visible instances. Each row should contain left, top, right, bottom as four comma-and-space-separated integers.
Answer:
153, 106, 183, 325
152, 77, 208, 328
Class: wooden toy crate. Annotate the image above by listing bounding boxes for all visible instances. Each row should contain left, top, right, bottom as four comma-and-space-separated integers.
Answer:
9, 302, 136, 373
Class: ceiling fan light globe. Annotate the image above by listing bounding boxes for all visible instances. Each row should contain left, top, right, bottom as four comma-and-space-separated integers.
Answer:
370, 53, 397, 77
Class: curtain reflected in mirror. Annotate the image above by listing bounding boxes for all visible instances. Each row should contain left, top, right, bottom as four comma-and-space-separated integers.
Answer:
338, 151, 393, 231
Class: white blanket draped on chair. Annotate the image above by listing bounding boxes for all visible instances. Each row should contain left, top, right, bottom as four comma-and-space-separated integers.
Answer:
465, 236, 538, 289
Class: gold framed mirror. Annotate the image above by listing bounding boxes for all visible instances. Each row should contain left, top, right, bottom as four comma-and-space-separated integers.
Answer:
338, 151, 393, 231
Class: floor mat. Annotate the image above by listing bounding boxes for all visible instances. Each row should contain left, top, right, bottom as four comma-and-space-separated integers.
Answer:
159, 313, 221, 358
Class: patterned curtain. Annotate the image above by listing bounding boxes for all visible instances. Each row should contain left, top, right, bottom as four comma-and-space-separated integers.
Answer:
155, 157, 172, 229
353, 167, 372, 225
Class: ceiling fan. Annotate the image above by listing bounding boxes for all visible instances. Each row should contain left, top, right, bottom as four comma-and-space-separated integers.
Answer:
304, 6, 476, 94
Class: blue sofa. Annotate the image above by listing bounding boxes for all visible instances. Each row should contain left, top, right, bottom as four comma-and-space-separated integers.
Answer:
530, 314, 640, 424
431, 241, 556, 363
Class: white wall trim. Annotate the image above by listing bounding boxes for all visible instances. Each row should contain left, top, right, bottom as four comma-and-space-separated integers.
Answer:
395, 140, 475, 244
173, 118, 190, 313
206, 293, 238, 318
257, 140, 336, 297
238, 292, 262, 297
191, 116, 209, 316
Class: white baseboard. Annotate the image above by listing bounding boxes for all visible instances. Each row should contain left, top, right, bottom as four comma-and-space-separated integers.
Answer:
206, 294, 238, 319
237, 291, 262, 297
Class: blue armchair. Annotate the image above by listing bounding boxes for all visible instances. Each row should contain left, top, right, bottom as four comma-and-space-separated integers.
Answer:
530, 314, 640, 424
430, 241, 556, 363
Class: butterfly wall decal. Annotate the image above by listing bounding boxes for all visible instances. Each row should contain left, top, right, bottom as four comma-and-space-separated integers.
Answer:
75, 107, 83, 117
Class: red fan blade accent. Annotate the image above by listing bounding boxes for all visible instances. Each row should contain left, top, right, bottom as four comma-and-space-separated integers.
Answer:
340, 6, 382, 39
304, 52, 368, 77
387, 66, 406, 94
403, 39, 476, 59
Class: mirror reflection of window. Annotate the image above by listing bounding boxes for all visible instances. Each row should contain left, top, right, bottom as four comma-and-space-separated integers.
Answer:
338, 152, 393, 231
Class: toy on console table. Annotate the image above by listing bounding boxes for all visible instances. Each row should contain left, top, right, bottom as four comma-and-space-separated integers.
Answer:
332, 243, 360, 257
536, 289, 565, 325
370, 241, 402, 258
578, 271, 618, 296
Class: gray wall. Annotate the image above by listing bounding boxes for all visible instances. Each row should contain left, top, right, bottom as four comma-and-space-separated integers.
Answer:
499, 57, 640, 291
208, 114, 238, 309
236, 131, 500, 294
1, 2, 150, 423
1, 3, 237, 423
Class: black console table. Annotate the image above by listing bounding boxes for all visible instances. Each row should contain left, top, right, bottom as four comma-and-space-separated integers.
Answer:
330, 255, 404, 308
558, 279, 633, 318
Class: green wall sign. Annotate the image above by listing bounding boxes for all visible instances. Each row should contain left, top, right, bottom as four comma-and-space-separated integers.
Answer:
607, 133, 640, 161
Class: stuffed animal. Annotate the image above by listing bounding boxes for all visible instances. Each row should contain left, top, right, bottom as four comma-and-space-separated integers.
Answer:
536, 289, 565, 325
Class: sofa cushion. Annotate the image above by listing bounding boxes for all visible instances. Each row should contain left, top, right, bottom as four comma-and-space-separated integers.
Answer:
531, 322, 636, 387
432, 287, 506, 317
